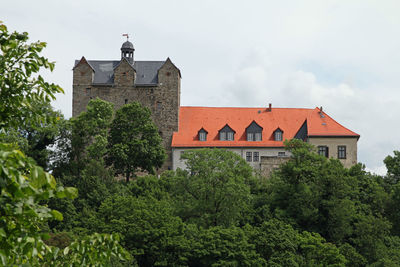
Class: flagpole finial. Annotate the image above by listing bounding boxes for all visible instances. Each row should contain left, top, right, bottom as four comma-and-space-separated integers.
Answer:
122, 33, 129, 41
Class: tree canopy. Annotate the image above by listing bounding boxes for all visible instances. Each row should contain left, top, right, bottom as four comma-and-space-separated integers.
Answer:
107, 102, 166, 181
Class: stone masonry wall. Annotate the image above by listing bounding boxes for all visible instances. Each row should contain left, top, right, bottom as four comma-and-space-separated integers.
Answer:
72, 59, 181, 170
260, 156, 290, 177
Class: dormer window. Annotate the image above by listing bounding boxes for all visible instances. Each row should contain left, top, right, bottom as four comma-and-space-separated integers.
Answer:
219, 124, 235, 141
274, 128, 283, 141
198, 128, 208, 141
246, 121, 263, 141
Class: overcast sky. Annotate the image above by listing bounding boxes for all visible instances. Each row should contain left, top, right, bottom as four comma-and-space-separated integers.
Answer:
3, 0, 400, 174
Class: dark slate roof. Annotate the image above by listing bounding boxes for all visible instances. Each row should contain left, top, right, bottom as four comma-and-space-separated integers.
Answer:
121, 41, 134, 50
74, 60, 165, 85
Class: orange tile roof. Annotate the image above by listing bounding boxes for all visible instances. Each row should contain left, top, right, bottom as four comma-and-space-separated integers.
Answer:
171, 106, 360, 148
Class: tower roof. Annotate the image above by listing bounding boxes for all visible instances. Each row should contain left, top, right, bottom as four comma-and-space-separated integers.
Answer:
121, 40, 134, 51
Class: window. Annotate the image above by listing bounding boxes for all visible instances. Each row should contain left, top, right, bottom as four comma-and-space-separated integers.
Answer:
318, 146, 329, 157
220, 131, 226, 141
246, 152, 252, 162
219, 124, 235, 141
253, 152, 259, 162
227, 132, 234, 141
124, 99, 128, 104
278, 152, 286, 157
274, 130, 283, 141
199, 131, 207, 141
85, 87, 91, 96
246, 121, 262, 141
255, 132, 262, 141
338, 146, 346, 159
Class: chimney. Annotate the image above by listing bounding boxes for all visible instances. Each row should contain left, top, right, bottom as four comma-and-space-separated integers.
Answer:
319, 106, 325, 118
267, 103, 272, 112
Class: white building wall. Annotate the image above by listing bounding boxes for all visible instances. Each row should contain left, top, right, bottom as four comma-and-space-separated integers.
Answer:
172, 147, 289, 171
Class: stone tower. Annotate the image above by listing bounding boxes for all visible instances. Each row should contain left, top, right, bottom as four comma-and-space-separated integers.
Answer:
72, 38, 181, 170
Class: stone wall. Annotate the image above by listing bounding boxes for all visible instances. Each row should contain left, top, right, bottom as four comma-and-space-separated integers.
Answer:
260, 156, 290, 177
72, 59, 181, 170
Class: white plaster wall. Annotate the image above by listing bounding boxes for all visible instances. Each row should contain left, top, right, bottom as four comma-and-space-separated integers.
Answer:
172, 147, 289, 171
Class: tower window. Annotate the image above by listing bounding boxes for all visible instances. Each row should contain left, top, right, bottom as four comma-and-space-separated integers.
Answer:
318, 146, 329, 157
125, 99, 128, 104
338, 146, 346, 159
85, 87, 91, 96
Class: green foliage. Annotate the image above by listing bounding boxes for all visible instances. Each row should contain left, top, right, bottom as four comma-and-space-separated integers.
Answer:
107, 102, 166, 181
0, 143, 76, 265
44, 233, 131, 267
185, 225, 266, 266
269, 139, 357, 243
0, 21, 63, 130
384, 150, 400, 184
171, 149, 253, 228
0, 101, 64, 170
96, 194, 187, 266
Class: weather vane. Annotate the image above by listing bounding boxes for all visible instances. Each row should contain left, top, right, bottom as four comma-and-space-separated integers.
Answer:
122, 33, 129, 41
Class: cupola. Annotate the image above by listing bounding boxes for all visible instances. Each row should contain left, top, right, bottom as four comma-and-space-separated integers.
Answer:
121, 34, 135, 64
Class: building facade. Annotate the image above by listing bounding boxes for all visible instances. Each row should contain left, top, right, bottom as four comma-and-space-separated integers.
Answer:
72, 40, 181, 169
73, 40, 359, 175
171, 106, 359, 176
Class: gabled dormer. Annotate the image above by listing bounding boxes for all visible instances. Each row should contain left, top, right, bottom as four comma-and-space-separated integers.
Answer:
246, 121, 263, 141
274, 127, 283, 141
114, 57, 136, 86
198, 128, 208, 141
219, 124, 235, 141
73, 56, 95, 85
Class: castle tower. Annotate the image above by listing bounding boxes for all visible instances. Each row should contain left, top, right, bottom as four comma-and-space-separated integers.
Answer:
72, 38, 181, 170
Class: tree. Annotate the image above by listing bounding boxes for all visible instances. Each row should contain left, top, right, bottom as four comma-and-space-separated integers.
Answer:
0, 22, 130, 266
96, 194, 187, 266
0, 101, 64, 170
384, 150, 400, 185
267, 139, 357, 243
170, 148, 253, 228
107, 102, 165, 182
0, 21, 63, 130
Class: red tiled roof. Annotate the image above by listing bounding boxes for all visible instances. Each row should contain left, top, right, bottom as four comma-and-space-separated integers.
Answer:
171, 106, 360, 148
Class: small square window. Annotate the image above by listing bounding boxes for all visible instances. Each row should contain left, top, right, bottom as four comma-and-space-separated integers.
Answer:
246, 152, 252, 162
278, 152, 286, 157
338, 146, 346, 159
124, 99, 128, 104
85, 87, 91, 96
253, 152, 259, 162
